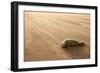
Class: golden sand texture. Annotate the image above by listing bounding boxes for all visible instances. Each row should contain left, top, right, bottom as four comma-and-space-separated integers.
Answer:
24, 12, 90, 61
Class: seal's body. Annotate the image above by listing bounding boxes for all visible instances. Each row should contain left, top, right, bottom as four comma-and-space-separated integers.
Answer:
61, 39, 85, 48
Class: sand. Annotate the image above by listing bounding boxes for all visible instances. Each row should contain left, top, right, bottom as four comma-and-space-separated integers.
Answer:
24, 11, 90, 61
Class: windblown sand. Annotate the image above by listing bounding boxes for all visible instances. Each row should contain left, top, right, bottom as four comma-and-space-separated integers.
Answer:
24, 12, 90, 61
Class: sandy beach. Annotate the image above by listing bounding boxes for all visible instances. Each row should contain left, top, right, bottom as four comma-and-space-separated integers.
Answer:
24, 12, 90, 61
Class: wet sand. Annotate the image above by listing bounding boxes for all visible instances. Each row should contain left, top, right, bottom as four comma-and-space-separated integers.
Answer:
24, 12, 90, 61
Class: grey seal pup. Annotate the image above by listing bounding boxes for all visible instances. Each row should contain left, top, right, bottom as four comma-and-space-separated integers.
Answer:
61, 39, 85, 48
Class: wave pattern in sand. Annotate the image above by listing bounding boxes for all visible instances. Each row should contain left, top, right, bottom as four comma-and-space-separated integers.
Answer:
24, 12, 90, 61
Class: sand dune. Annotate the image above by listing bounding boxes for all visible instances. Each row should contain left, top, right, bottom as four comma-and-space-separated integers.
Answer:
24, 12, 90, 61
